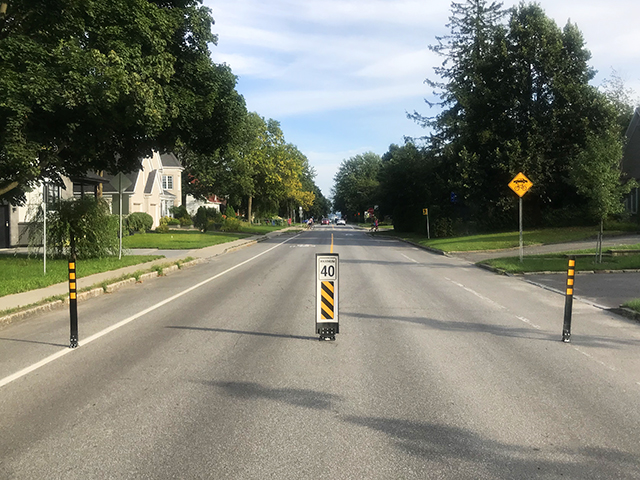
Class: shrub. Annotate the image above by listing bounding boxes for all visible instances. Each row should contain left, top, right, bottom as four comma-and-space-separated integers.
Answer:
225, 205, 236, 218
193, 206, 222, 232
169, 205, 189, 219
167, 217, 180, 226
156, 216, 171, 233
28, 197, 119, 259
220, 217, 242, 232
179, 215, 192, 227
126, 212, 153, 234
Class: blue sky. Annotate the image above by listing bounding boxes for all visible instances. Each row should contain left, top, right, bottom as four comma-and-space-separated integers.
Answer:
203, 0, 640, 200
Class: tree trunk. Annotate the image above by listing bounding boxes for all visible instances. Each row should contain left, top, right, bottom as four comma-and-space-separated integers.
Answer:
248, 196, 253, 224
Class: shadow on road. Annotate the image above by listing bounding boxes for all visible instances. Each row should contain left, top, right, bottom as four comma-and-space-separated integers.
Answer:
344, 311, 640, 350
204, 381, 341, 411
165, 325, 317, 342
343, 415, 640, 479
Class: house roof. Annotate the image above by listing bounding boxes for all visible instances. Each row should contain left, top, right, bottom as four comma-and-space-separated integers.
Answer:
144, 170, 158, 195
160, 152, 182, 168
622, 107, 640, 179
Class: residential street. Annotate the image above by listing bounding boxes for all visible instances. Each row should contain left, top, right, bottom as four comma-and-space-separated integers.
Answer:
2, 227, 640, 479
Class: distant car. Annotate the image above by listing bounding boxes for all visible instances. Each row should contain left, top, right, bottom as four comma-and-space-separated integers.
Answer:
336, 218, 346, 225
321, 218, 330, 225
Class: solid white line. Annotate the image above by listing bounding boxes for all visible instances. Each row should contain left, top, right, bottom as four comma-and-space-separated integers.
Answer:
0, 234, 299, 389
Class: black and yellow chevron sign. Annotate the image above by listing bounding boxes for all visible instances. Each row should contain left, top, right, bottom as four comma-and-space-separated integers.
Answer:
320, 281, 335, 319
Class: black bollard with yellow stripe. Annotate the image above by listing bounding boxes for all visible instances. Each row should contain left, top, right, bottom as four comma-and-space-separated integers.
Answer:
562, 256, 576, 343
68, 260, 79, 348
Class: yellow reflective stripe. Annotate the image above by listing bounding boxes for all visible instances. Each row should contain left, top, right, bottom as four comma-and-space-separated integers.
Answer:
568, 269, 574, 276
568, 260, 575, 267
69, 272, 76, 280
69, 282, 76, 290
322, 281, 334, 294
69, 262, 75, 270
566, 289, 573, 296
567, 279, 574, 286
70, 292, 77, 300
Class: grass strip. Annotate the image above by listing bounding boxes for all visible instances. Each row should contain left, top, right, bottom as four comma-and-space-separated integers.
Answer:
123, 231, 247, 249
380, 226, 634, 252
0, 257, 196, 318
622, 299, 640, 314
0, 255, 163, 297
480, 253, 640, 274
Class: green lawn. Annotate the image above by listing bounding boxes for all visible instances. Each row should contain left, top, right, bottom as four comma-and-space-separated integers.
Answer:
125, 224, 291, 249
480, 253, 640, 274
381, 226, 632, 252
0, 255, 163, 297
124, 231, 247, 249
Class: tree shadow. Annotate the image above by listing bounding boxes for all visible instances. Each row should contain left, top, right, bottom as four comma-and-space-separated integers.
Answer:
204, 381, 341, 411
344, 311, 640, 350
166, 326, 318, 342
342, 415, 640, 479
343, 311, 555, 342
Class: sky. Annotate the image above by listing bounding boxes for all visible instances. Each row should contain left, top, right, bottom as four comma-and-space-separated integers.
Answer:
202, 0, 640, 200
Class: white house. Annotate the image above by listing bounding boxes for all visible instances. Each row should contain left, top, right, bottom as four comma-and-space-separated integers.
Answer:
102, 152, 183, 228
0, 151, 183, 247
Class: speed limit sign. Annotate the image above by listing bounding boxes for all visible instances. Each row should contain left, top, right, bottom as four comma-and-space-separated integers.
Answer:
316, 253, 339, 340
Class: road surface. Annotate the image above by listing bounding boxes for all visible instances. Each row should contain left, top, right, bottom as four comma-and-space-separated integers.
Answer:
1, 226, 640, 478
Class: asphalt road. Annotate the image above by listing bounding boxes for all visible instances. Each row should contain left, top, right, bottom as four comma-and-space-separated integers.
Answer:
2, 226, 640, 479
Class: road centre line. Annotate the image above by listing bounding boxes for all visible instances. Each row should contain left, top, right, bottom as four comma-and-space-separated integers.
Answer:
0, 234, 300, 390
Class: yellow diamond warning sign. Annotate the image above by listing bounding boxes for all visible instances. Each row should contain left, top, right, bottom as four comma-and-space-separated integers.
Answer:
508, 172, 533, 197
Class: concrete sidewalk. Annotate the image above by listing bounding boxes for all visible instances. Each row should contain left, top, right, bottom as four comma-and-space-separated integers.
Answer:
0, 228, 299, 314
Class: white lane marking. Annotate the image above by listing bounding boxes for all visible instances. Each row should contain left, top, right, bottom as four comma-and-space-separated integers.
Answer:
516, 315, 541, 330
447, 279, 507, 310
400, 253, 419, 264
573, 346, 617, 372
290, 244, 316, 248
0, 234, 299, 390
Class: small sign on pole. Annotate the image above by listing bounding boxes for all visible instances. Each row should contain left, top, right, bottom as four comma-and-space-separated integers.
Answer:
316, 253, 339, 340
508, 172, 533, 262
423, 208, 430, 239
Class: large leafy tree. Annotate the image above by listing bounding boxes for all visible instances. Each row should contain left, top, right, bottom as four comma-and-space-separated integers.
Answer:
411, 1, 626, 228
332, 152, 381, 220
0, 0, 244, 205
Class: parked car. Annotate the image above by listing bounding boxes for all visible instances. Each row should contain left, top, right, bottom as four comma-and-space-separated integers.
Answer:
336, 218, 346, 225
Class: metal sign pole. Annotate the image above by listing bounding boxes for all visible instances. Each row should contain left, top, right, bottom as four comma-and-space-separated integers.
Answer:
119, 175, 123, 260
43, 184, 47, 275
519, 197, 523, 263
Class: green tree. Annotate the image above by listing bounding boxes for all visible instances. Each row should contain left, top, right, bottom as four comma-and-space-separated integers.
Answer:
0, 0, 244, 205
332, 152, 381, 221
29, 197, 118, 259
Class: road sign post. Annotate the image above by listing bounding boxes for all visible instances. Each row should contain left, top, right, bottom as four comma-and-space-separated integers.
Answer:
316, 253, 339, 340
423, 208, 430, 239
508, 172, 533, 263
562, 256, 576, 343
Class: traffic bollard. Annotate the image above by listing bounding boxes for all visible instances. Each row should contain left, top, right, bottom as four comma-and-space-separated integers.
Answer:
68, 260, 79, 348
562, 256, 575, 343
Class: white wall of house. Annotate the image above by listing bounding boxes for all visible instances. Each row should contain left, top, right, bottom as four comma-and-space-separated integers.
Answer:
11, 178, 74, 246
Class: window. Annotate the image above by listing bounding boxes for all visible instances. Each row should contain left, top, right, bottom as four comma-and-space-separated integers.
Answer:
44, 184, 60, 209
162, 175, 173, 190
